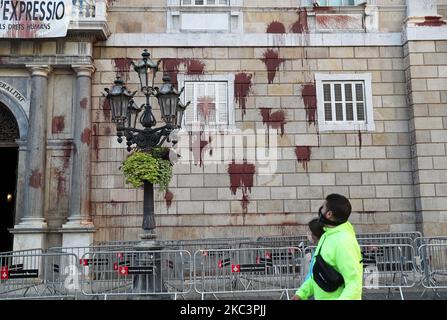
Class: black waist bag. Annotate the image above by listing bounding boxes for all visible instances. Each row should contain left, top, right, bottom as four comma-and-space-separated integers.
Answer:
312, 237, 344, 292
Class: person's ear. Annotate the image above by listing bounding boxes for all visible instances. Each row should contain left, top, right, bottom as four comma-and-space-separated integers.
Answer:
326, 210, 334, 220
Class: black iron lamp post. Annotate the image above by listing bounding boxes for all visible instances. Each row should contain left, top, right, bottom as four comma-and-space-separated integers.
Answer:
104, 49, 189, 239
104, 50, 190, 297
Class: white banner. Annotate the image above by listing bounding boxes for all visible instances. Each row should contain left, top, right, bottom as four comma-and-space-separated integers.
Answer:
0, 0, 72, 39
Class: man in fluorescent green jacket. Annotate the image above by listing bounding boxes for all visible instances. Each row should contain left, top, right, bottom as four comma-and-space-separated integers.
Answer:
293, 194, 363, 300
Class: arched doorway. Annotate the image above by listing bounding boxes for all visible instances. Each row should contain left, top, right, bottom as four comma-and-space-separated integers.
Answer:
0, 102, 19, 253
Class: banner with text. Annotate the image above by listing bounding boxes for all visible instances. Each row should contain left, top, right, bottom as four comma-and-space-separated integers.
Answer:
0, 0, 72, 38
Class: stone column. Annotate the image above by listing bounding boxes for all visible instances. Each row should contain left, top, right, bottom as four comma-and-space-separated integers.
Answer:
12, 65, 51, 251
61, 65, 96, 248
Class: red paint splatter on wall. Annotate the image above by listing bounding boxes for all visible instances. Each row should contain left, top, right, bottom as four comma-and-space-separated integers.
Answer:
234, 73, 253, 119
260, 108, 286, 146
92, 124, 99, 161
228, 160, 256, 215
358, 130, 363, 150
102, 97, 112, 121
165, 190, 174, 209
52, 116, 65, 134
162, 58, 184, 89
416, 16, 446, 26
162, 58, 206, 88
266, 21, 286, 33
104, 126, 112, 136
80, 98, 88, 109
185, 59, 206, 75
112, 58, 133, 83
197, 96, 215, 122
291, 8, 309, 33
260, 49, 285, 84
29, 170, 43, 189
55, 169, 66, 196
81, 128, 92, 146
63, 141, 72, 169
189, 131, 210, 167
316, 15, 359, 29
295, 146, 312, 172
302, 84, 317, 126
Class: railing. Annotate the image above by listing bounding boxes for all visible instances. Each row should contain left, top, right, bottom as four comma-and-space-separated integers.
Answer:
71, 0, 108, 20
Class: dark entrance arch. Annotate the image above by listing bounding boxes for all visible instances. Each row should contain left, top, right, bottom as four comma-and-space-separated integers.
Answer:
0, 102, 19, 253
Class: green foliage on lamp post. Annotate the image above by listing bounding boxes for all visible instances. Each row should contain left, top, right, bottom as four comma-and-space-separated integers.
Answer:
121, 148, 173, 192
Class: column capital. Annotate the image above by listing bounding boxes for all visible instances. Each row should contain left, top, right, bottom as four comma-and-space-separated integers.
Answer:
26, 65, 52, 78
72, 65, 96, 77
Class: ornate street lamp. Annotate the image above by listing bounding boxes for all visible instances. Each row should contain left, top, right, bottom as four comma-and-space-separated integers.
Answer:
104, 49, 190, 296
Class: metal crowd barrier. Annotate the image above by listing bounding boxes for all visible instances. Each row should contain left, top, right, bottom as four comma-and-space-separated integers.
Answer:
419, 243, 447, 290
80, 249, 191, 299
193, 247, 303, 300
0, 252, 78, 300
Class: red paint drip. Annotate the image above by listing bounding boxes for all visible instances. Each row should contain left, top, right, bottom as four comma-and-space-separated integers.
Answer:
63, 141, 71, 169
81, 128, 92, 146
112, 58, 133, 83
291, 8, 309, 33
197, 96, 215, 122
185, 59, 206, 75
80, 98, 88, 109
358, 130, 363, 150
165, 190, 174, 209
260, 49, 285, 84
189, 131, 210, 167
266, 21, 286, 33
29, 170, 43, 189
55, 169, 66, 196
295, 146, 312, 172
302, 84, 317, 126
92, 124, 99, 160
102, 97, 111, 121
316, 15, 357, 29
416, 16, 447, 26
52, 116, 65, 134
162, 58, 184, 89
228, 160, 256, 215
259, 108, 286, 146
234, 73, 253, 119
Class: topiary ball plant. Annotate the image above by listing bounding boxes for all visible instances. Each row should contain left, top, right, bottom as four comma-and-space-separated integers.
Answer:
121, 149, 173, 192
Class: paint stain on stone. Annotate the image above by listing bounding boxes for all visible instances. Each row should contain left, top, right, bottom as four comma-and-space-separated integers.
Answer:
55, 169, 66, 196
80, 98, 88, 109
197, 96, 215, 122
266, 21, 286, 33
52, 116, 65, 134
165, 190, 174, 209
189, 131, 210, 167
302, 84, 317, 126
295, 146, 312, 172
162, 58, 206, 88
228, 160, 256, 215
260, 108, 286, 146
185, 59, 206, 75
416, 16, 446, 26
316, 15, 358, 29
291, 8, 309, 33
358, 130, 363, 150
260, 49, 285, 84
104, 126, 112, 136
234, 73, 253, 119
63, 141, 72, 169
112, 58, 133, 83
92, 124, 99, 160
102, 97, 111, 121
81, 128, 92, 146
29, 170, 43, 189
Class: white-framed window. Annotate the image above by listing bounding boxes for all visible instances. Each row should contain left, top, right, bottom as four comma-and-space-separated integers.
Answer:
177, 74, 235, 131
181, 0, 229, 6
314, 0, 362, 6
315, 73, 375, 132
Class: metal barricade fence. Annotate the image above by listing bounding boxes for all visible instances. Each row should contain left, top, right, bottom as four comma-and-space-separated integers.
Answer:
303, 243, 416, 300
419, 243, 447, 289
356, 231, 423, 241
193, 247, 303, 300
80, 249, 191, 299
0, 252, 78, 300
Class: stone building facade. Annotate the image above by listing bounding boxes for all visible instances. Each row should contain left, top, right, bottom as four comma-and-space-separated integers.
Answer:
0, 0, 446, 251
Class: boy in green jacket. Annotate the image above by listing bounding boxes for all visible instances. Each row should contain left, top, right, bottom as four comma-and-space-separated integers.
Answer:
293, 194, 363, 300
